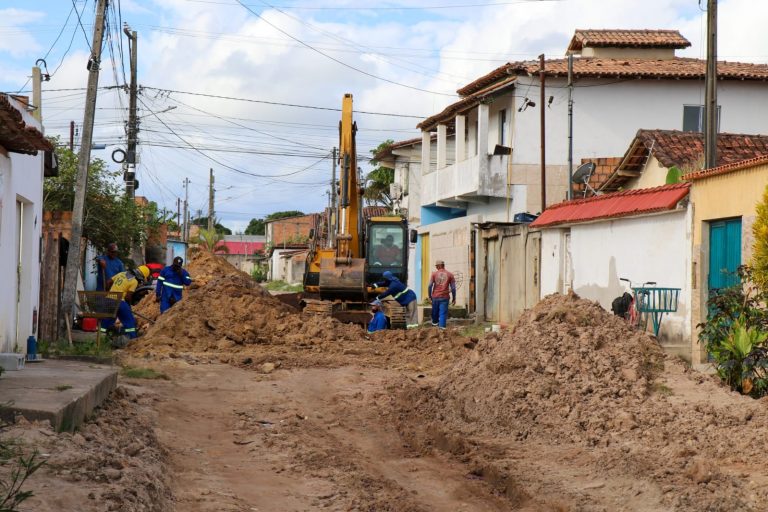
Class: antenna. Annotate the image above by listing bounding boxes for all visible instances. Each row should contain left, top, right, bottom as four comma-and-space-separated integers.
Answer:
571, 162, 597, 198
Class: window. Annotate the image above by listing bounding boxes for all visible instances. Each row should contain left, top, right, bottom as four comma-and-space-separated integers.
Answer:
368, 224, 405, 268
498, 108, 507, 145
683, 104, 721, 132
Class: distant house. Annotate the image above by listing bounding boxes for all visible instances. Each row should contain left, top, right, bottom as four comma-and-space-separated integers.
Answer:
220, 235, 265, 274
264, 213, 319, 282
0, 94, 53, 352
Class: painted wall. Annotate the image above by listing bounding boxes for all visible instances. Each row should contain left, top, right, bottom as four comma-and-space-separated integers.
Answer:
689, 163, 768, 363
539, 210, 692, 355
512, 78, 768, 167
0, 147, 43, 353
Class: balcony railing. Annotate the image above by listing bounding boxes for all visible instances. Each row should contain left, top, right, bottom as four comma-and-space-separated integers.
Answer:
420, 154, 509, 206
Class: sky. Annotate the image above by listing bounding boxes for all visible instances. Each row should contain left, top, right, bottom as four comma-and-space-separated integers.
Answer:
2, 0, 768, 233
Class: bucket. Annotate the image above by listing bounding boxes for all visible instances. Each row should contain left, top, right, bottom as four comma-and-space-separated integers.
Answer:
82, 317, 98, 332
26, 336, 36, 358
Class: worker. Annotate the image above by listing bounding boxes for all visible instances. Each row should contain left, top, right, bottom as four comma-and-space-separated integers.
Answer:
367, 299, 388, 333
100, 265, 150, 340
96, 242, 124, 291
373, 234, 402, 266
428, 259, 456, 330
155, 256, 192, 313
373, 271, 419, 329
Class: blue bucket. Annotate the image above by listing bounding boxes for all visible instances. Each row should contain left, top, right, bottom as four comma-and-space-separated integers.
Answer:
26, 336, 37, 359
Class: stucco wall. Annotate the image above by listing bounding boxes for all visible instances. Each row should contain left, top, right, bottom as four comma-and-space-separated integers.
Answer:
418, 215, 477, 307
0, 148, 43, 353
689, 163, 768, 363
539, 209, 692, 353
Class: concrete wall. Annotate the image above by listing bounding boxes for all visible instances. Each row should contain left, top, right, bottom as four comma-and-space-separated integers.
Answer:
689, 163, 768, 363
539, 209, 692, 355
0, 146, 43, 353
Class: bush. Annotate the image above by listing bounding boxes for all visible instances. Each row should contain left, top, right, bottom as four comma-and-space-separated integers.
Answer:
699, 266, 768, 396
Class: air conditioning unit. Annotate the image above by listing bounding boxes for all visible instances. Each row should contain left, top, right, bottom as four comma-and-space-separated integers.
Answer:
389, 183, 403, 200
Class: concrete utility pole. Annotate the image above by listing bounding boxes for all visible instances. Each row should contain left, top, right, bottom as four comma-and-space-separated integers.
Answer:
69, 121, 75, 151
176, 197, 181, 234
123, 25, 138, 198
59, 0, 108, 340
32, 66, 42, 122
330, 147, 337, 249
704, 0, 718, 169
183, 178, 190, 242
567, 53, 574, 200
539, 54, 546, 211
208, 168, 215, 232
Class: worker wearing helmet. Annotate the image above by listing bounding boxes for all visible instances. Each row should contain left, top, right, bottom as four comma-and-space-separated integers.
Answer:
155, 256, 192, 313
99, 265, 150, 340
372, 271, 419, 329
367, 299, 388, 333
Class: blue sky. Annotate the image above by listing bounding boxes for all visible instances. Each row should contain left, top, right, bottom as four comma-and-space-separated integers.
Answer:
1, 0, 765, 232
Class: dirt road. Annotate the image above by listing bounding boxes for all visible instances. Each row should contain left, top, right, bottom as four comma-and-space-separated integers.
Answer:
141, 361, 510, 511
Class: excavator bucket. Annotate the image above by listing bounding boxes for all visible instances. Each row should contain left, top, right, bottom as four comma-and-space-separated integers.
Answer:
318, 257, 366, 301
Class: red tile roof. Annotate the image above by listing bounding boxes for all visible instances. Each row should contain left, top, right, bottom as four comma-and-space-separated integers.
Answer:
457, 58, 768, 97
567, 29, 691, 52
601, 130, 768, 192
0, 94, 52, 155
420, 75, 516, 130
530, 183, 690, 228
683, 154, 768, 181
220, 240, 265, 255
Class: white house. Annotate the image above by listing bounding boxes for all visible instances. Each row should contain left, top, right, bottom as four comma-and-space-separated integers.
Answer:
407, 28, 768, 319
0, 95, 51, 352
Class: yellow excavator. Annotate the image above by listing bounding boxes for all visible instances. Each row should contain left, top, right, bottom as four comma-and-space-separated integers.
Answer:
302, 94, 408, 327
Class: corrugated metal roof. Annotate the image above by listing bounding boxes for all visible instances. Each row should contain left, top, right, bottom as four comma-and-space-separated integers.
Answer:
220, 241, 265, 255
530, 183, 690, 228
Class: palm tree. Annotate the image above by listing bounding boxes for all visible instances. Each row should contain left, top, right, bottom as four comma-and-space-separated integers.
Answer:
190, 227, 229, 254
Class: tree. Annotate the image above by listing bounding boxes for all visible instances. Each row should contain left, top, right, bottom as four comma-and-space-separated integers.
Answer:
44, 142, 150, 256
364, 140, 395, 207
245, 211, 304, 236
190, 227, 229, 254
752, 184, 768, 289
191, 216, 232, 235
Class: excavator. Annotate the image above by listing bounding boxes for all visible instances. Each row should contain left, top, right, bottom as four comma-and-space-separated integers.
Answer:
302, 94, 408, 327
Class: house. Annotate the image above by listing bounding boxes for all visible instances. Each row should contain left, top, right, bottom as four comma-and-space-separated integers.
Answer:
0, 94, 52, 352
220, 235, 265, 274
264, 213, 319, 282
407, 27, 768, 320
683, 156, 768, 364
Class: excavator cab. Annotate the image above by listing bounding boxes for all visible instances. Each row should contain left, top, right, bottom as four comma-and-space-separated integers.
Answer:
365, 217, 408, 285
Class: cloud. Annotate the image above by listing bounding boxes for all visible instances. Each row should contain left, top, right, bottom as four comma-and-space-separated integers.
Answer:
0, 8, 45, 58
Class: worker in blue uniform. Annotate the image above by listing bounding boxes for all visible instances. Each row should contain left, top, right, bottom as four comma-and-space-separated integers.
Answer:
372, 271, 419, 328
367, 300, 388, 333
155, 256, 193, 313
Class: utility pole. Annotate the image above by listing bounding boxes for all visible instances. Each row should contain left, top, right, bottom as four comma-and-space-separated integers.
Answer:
208, 168, 215, 232
704, 0, 718, 169
176, 198, 181, 235
539, 53, 546, 211
32, 66, 42, 122
69, 121, 75, 151
330, 147, 337, 249
59, 0, 108, 341
567, 53, 574, 200
123, 25, 138, 198
183, 178, 190, 242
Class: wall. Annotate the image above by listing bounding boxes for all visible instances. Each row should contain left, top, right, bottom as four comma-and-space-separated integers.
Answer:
267, 214, 316, 247
0, 147, 43, 353
540, 210, 692, 355
689, 163, 768, 363
629, 155, 670, 190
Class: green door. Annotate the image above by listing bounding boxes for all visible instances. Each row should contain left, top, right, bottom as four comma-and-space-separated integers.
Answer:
708, 218, 742, 292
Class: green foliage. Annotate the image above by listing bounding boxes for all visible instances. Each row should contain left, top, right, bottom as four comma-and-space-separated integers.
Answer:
190, 228, 229, 254
246, 211, 305, 236
250, 265, 267, 282
266, 210, 304, 221
191, 216, 232, 235
364, 140, 395, 207
699, 266, 768, 396
0, 450, 45, 511
45, 339, 113, 357
665, 165, 682, 184
263, 280, 303, 292
751, 184, 768, 289
44, 142, 150, 255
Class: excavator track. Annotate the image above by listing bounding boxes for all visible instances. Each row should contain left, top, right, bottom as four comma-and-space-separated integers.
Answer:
303, 299, 334, 316
383, 301, 406, 329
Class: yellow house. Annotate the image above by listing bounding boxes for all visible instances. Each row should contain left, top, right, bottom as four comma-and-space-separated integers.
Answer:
683, 156, 768, 363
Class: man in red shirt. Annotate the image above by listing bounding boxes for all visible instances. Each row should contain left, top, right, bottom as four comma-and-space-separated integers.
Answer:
428, 260, 456, 329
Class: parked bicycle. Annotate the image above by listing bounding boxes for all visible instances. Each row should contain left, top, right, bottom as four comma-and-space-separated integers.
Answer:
611, 278, 656, 330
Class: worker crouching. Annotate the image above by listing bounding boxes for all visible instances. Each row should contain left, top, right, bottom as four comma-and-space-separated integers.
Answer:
156, 256, 192, 313
373, 271, 419, 329
368, 300, 388, 333
100, 265, 150, 340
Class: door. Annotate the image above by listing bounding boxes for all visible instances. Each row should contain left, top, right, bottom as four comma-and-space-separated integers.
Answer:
708, 218, 742, 292
420, 233, 430, 300
483, 237, 499, 321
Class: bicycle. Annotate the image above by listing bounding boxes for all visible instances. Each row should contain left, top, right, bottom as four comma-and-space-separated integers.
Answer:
613, 278, 656, 330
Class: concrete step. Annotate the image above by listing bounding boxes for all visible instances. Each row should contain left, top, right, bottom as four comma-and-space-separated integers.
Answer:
0, 359, 117, 432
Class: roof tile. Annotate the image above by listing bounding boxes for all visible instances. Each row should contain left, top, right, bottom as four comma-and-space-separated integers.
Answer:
0, 94, 52, 155
567, 29, 691, 52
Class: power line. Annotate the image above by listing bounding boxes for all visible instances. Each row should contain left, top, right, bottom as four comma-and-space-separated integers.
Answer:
71, 0, 93, 51
234, 0, 457, 97
185, 0, 562, 9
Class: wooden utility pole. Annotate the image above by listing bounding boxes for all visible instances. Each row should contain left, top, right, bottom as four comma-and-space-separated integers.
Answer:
69, 121, 75, 151
176, 198, 181, 234
59, 0, 108, 340
208, 168, 215, 232
539, 54, 546, 211
330, 147, 337, 249
567, 53, 574, 200
183, 178, 190, 242
123, 25, 138, 197
704, 0, 718, 169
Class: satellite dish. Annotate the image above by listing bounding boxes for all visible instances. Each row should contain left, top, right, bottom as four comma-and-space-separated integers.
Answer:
571, 162, 597, 198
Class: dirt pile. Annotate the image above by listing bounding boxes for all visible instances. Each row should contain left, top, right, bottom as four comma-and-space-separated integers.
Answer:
394, 292, 768, 510
2, 386, 171, 512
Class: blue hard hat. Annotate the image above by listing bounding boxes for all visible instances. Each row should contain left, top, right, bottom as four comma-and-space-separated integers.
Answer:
382, 271, 394, 280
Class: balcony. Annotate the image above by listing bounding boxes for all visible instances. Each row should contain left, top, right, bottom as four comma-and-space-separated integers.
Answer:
421, 154, 510, 207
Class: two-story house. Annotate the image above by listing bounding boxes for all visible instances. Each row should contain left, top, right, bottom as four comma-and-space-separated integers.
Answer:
405, 28, 768, 320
